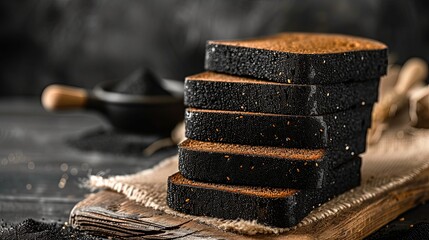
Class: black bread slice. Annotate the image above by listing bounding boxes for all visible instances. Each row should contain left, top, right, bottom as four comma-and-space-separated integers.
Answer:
179, 138, 363, 189
167, 157, 361, 228
185, 72, 379, 115
185, 106, 372, 149
205, 33, 387, 84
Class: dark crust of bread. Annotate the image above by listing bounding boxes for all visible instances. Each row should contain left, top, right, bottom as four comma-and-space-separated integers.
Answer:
185, 72, 379, 115
178, 132, 364, 189
185, 106, 372, 149
205, 33, 388, 84
167, 157, 361, 228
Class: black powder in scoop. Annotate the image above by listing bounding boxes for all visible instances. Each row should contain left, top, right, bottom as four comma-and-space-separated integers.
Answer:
111, 67, 171, 96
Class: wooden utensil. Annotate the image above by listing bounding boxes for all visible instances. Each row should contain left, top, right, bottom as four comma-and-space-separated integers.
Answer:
368, 58, 428, 144
41, 80, 184, 135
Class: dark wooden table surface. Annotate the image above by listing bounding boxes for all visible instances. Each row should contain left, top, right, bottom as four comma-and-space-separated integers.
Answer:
0, 98, 174, 225
0, 98, 428, 239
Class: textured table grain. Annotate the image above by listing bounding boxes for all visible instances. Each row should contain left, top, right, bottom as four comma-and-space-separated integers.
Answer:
0, 99, 175, 225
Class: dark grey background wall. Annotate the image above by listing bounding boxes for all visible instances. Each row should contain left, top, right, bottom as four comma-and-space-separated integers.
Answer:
1, 0, 428, 96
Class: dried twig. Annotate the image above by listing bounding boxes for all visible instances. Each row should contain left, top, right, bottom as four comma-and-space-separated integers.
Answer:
410, 86, 429, 128
368, 58, 428, 144
143, 121, 185, 156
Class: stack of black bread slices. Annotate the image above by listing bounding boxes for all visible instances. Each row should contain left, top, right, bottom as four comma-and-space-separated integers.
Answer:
167, 33, 388, 228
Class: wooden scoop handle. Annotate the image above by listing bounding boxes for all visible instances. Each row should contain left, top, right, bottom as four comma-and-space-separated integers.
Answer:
41, 84, 89, 111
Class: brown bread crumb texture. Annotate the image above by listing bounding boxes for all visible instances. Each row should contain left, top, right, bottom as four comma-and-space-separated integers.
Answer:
187, 71, 287, 85
209, 32, 387, 54
169, 172, 297, 198
179, 138, 324, 160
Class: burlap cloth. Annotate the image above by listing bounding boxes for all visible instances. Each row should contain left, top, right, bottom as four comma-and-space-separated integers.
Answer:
84, 120, 429, 235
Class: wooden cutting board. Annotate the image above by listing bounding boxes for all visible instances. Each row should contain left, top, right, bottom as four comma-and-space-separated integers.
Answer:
70, 165, 429, 239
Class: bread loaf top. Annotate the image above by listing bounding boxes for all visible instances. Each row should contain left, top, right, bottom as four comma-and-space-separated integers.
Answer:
209, 32, 387, 54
